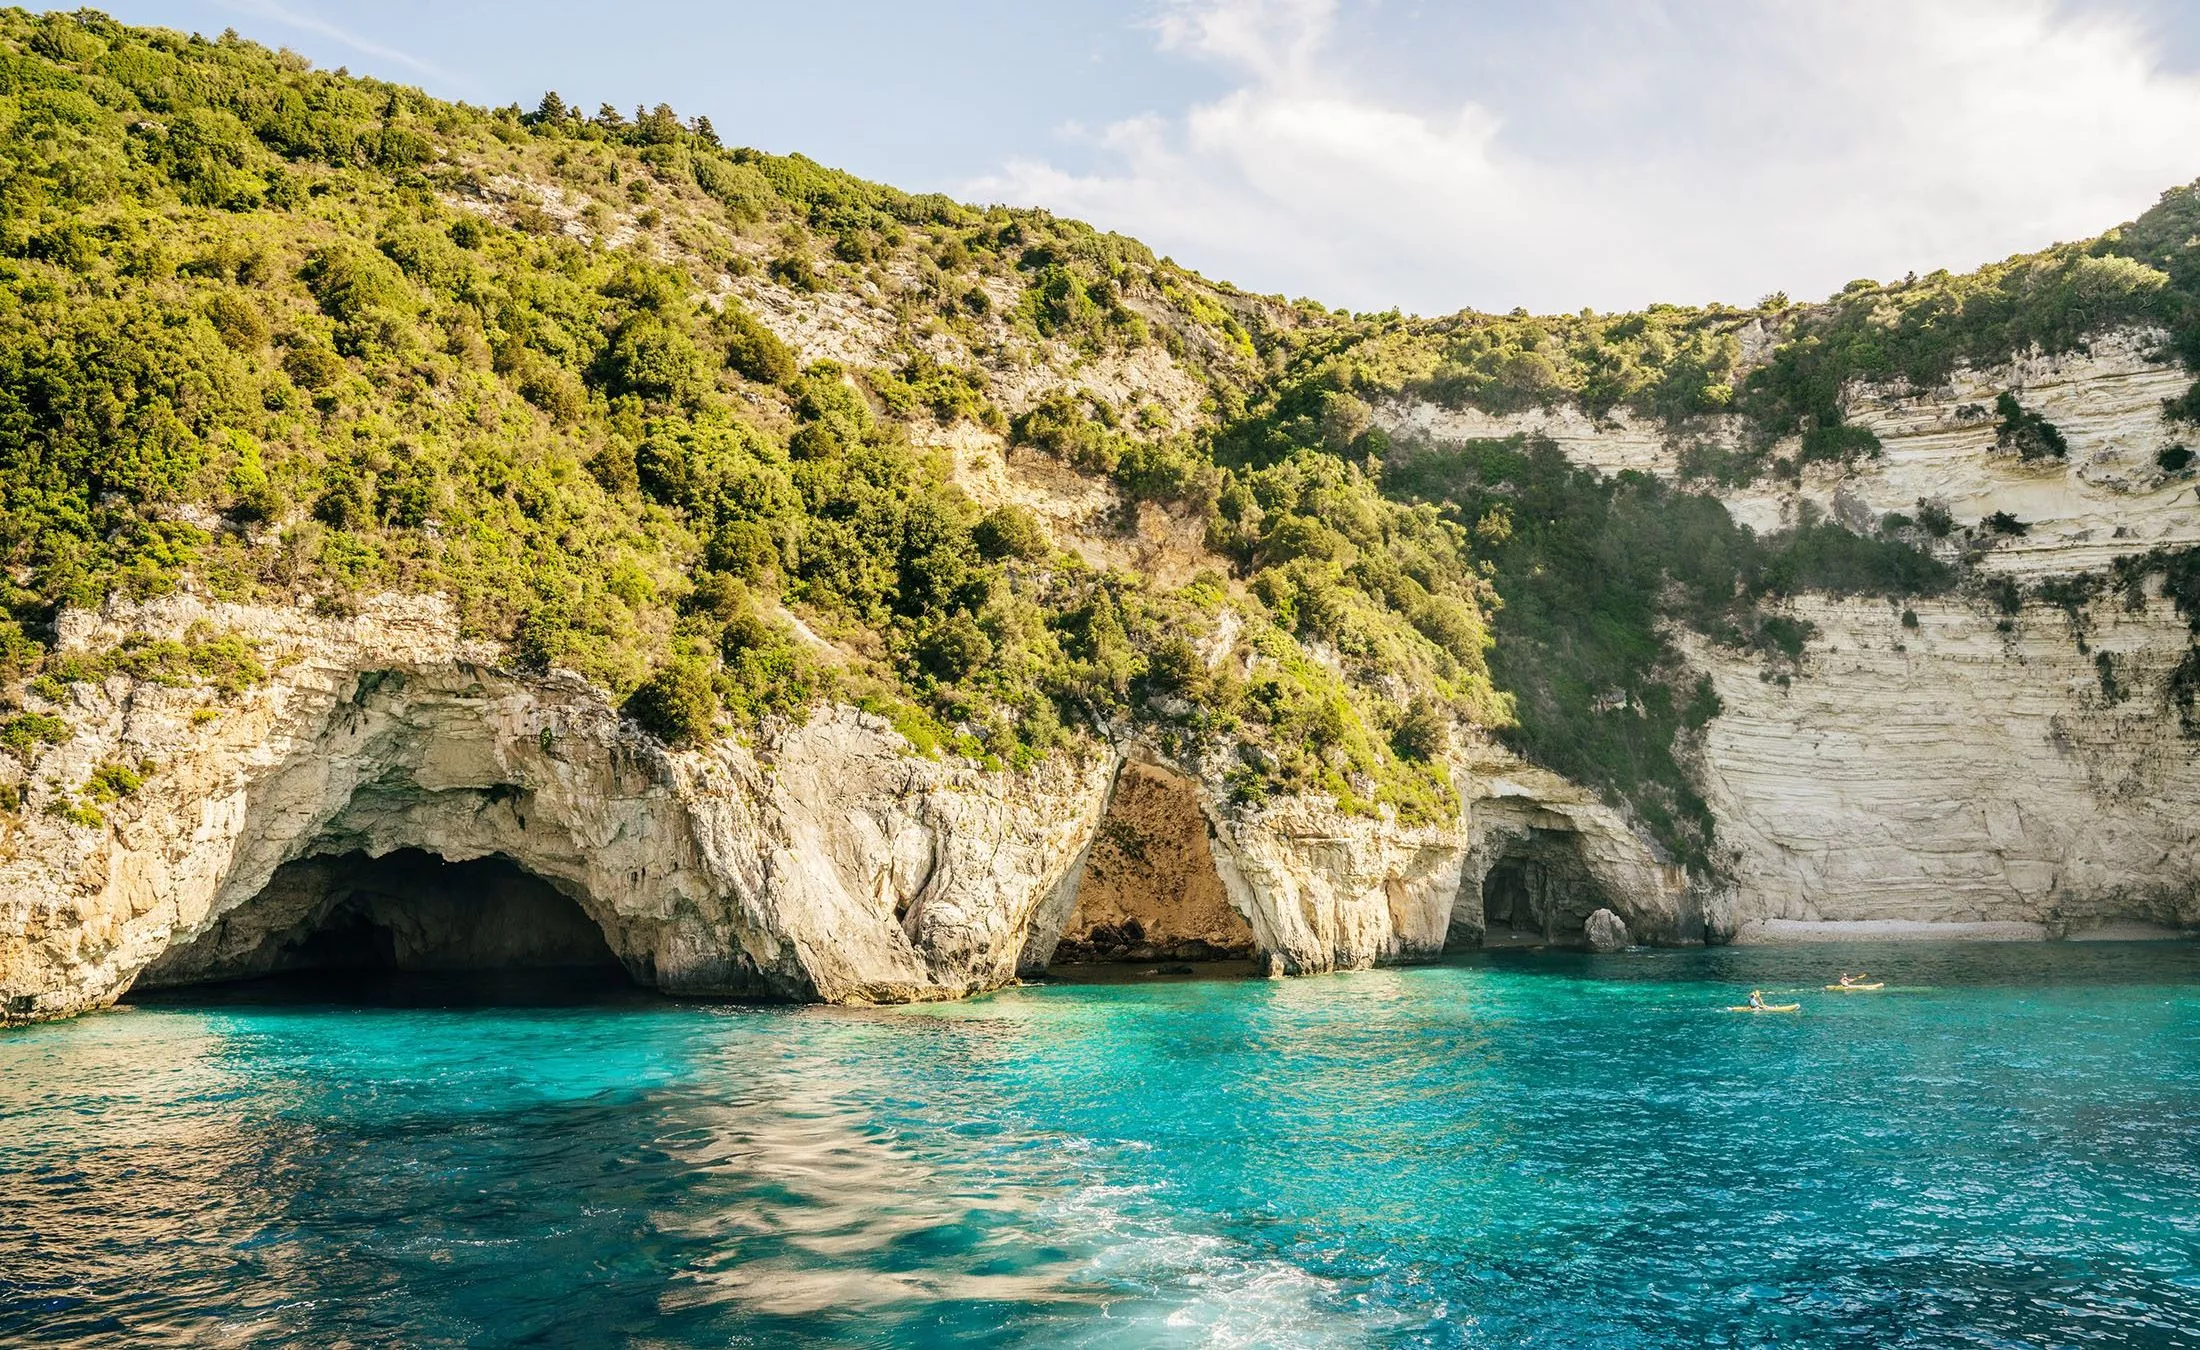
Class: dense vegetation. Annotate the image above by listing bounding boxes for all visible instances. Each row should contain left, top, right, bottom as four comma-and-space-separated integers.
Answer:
1215, 310, 1958, 863
1384, 437, 1952, 867
4, 9, 2193, 863
0, 8, 1491, 823
1165, 177, 2200, 860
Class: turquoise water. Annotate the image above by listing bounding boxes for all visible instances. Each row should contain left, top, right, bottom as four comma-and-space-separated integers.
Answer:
6, 944, 2200, 1347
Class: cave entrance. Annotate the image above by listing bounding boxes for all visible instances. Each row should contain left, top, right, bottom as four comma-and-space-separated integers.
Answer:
1482, 858, 1537, 936
130, 849, 635, 1003
1045, 763, 1256, 975
1478, 828, 1609, 947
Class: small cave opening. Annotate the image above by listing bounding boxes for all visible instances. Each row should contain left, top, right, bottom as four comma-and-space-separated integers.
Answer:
130, 848, 637, 1005
1043, 763, 1257, 978
1477, 828, 1611, 947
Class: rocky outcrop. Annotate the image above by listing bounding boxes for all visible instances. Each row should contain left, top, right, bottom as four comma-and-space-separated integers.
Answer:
0, 594, 1116, 1021
1014, 741, 1694, 977
1584, 909, 1630, 952
1449, 746, 1713, 947
1383, 329, 2199, 568
1378, 327, 2200, 937
1, 594, 1687, 1023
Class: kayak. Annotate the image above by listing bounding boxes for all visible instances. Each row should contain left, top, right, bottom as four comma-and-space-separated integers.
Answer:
1725, 1003, 1801, 1013
1823, 982, 1884, 991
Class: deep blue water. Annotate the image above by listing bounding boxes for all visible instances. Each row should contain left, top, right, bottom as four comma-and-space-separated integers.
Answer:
5, 943, 2200, 1347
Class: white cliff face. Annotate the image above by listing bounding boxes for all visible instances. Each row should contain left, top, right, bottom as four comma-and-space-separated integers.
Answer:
1377, 327, 2200, 937
1750, 329, 2199, 564
1379, 330, 2197, 560
1685, 588, 2200, 937
1382, 399, 1718, 478
1, 595, 1687, 1022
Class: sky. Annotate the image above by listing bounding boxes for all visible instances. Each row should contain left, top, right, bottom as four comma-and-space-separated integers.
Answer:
88, 0, 2200, 316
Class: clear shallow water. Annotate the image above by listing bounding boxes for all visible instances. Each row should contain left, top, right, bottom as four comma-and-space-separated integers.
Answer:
5, 944, 2200, 1347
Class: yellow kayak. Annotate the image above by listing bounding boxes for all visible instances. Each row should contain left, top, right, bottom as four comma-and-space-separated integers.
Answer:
1726, 1003, 1801, 1013
1824, 982, 1883, 991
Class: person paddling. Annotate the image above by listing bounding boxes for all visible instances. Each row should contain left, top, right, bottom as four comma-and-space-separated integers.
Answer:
1836, 972, 1870, 988
1748, 988, 1768, 1010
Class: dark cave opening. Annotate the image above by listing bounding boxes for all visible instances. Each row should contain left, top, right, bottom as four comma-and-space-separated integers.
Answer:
1478, 828, 1612, 947
1482, 858, 1539, 937
130, 849, 638, 1005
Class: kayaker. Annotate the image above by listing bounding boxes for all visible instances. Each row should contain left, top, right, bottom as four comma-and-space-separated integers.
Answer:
1837, 972, 1869, 988
1748, 988, 1767, 1010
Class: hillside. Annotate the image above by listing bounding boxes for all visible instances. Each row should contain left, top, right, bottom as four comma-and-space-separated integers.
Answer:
0, 7, 1506, 830
2, 8, 2198, 874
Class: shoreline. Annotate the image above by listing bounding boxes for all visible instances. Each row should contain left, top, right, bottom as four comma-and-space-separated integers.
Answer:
1730, 918, 2196, 945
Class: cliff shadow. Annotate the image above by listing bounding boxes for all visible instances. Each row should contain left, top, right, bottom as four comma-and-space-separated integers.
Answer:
129, 848, 639, 1003
1017, 761, 1257, 977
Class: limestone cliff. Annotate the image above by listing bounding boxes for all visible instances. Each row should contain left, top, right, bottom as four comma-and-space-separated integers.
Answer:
1379, 327, 2200, 938
0, 594, 1684, 1023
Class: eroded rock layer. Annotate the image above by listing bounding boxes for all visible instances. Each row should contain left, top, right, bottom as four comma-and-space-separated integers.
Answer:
1, 596, 1686, 1022
1380, 328, 2200, 937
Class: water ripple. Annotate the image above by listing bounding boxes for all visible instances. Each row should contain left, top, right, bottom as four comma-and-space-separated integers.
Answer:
4, 943, 2200, 1346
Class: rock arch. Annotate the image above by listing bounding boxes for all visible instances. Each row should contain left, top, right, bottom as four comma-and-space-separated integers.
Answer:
126, 660, 751, 998
2, 597, 1712, 1024
1470, 826, 1611, 944
0, 596, 1119, 1020
1446, 779, 1702, 949
1016, 760, 1256, 971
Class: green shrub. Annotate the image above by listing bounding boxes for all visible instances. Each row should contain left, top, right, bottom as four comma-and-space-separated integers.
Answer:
718, 610, 828, 724
1994, 391, 2068, 460
596, 312, 706, 407
973, 505, 1049, 561
1115, 436, 1219, 507
203, 290, 267, 350
623, 660, 717, 746
770, 254, 822, 292
1, 713, 69, 757
1012, 389, 1118, 472
718, 303, 796, 385
84, 761, 142, 803
917, 613, 992, 682
1756, 615, 1815, 660
281, 340, 347, 390
1391, 697, 1449, 761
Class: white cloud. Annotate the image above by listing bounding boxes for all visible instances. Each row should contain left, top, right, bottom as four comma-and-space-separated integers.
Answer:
964, 0, 2200, 314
